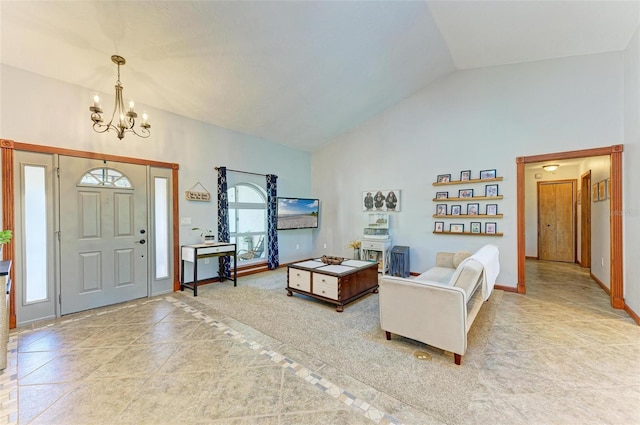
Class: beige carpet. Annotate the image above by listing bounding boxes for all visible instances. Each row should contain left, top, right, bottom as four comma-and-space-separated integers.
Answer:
183, 268, 503, 424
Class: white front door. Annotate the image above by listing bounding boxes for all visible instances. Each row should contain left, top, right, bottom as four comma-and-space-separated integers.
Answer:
58, 157, 148, 315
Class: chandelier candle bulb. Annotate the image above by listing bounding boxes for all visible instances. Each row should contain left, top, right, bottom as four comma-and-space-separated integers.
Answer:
92, 94, 101, 108
128, 101, 135, 112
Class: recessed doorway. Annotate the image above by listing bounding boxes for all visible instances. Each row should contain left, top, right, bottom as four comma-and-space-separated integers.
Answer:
517, 145, 624, 309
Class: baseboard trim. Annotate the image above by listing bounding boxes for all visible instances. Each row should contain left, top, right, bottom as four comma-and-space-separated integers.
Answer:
525, 256, 538, 260
590, 272, 611, 295
624, 305, 640, 326
495, 284, 518, 293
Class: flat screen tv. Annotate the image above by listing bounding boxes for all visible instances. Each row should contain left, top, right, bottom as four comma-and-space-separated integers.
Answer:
277, 197, 319, 230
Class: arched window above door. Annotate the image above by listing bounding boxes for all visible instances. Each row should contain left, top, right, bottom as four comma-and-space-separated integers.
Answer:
79, 167, 133, 188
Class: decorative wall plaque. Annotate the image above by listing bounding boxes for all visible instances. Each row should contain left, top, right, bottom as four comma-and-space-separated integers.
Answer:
185, 182, 211, 202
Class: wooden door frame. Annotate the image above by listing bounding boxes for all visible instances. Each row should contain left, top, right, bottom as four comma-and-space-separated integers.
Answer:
580, 171, 591, 268
1, 139, 180, 328
517, 145, 624, 309
536, 179, 577, 262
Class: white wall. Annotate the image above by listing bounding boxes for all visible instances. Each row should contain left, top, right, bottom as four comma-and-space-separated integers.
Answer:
312, 52, 625, 289
623, 26, 640, 314
0, 65, 314, 275
580, 156, 612, 287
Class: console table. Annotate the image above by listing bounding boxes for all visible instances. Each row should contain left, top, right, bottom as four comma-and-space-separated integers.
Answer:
287, 259, 378, 312
180, 243, 237, 296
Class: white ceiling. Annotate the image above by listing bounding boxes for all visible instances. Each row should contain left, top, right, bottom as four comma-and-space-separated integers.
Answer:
1, 1, 638, 152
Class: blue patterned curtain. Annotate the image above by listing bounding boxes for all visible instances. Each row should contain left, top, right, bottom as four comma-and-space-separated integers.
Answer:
266, 174, 279, 269
217, 167, 231, 278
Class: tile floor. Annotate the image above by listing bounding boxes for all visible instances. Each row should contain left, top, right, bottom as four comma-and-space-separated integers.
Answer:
1, 260, 639, 424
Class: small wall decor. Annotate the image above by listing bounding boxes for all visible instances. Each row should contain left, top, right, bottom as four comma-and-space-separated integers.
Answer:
437, 174, 451, 183
451, 205, 462, 215
450, 223, 464, 233
598, 180, 607, 201
485, 184, 499, 197
592, 183, 599, 202
485, 222, 497, 234
458, 189, 474, 198
434, 221, 444, 232
185, 182, 211, 202
467, 203, 479, 215
480, 169, 497, 179
363, 190, 401, 211
486, 204, 498, 215
435, 191, 448, 199
460, 170, 471, 181
436, 204, 448, 216
470, 222, 481, 234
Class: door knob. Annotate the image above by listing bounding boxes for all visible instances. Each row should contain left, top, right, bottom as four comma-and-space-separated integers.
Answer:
135, 239, 146, 244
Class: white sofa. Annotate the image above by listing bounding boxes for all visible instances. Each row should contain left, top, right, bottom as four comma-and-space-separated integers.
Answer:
379, 245, 499, 365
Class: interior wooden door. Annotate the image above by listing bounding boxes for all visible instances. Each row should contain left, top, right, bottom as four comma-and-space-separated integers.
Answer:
538, 180, 576, 262
580, 172, 591, 268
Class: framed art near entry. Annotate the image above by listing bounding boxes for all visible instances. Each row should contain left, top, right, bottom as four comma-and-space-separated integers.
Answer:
598, 180, 607, 201
592, 183, 599, 202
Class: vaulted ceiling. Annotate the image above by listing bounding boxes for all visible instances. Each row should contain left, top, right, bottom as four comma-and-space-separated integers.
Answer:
1, 1, 638, 151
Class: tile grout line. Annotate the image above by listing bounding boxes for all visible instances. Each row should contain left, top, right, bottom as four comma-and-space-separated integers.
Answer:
164, 296, 405, 425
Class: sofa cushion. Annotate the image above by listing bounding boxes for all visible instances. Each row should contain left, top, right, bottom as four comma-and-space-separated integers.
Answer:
453, 250, 473, 268
416, 266, 455, 284
449, 259, 484, 299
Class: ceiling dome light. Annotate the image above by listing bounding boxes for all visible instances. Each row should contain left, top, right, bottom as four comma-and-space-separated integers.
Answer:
542, 164, 559, 172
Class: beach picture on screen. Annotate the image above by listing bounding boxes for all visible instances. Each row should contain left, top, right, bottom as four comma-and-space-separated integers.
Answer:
277, 197, 319, 230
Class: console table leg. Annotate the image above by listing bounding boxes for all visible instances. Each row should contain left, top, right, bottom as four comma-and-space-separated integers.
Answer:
336, 305, 344, 313
286, 290, 293, 296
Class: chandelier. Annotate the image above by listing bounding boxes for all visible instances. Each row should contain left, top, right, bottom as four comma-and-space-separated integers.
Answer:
89, 55, 150, 139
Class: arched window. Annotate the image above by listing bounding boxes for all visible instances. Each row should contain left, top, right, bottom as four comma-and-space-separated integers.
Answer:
79, 167, 133, 188
228, 183, 267, 262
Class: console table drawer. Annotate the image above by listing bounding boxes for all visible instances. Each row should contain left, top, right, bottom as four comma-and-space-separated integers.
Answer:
361, 240, 384, 250
289, 269, 311, 292
312, 274, 338, 300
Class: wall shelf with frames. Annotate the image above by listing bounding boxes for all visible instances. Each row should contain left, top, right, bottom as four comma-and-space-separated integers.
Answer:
433, 231, 504, 237
432, 214, 503, 219
432, 171, 504, 237
432, 196, 503, 202
432, 177, 503, 186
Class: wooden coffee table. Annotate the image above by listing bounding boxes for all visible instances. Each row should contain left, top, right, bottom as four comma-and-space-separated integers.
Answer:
287, 259, 378, 312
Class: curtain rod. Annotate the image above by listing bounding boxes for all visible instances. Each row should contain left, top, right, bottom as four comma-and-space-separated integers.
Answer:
215, 167, 267, 177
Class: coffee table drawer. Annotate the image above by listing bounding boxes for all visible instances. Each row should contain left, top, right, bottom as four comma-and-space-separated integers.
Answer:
312, 274, 338, 300
289, 269, 311, 292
